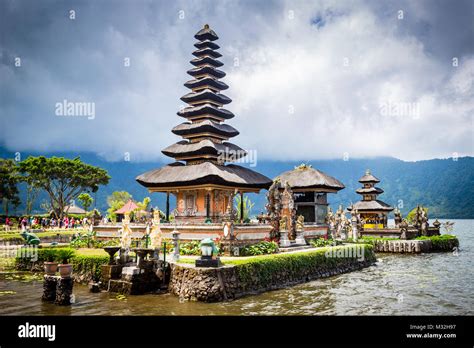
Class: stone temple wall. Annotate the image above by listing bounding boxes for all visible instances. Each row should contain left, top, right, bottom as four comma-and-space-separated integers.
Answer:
168, 246, 376, 302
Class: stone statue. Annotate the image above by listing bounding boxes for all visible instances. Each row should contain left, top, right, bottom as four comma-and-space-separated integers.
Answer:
394, 208, 402, 227
120, 212, 133, 250
223, 221, 234, 240
350, 209, 361, 241
20, 230, 40, 245
326, 207, 336, 240
400, 219, 409, 240
149, 209, 162, 249
281, 182, 296, 240
296, 215, 304, 231
420, 209, 429, 236
199, 238, 219, 258
338, 213, 349, 240
279, 216, 288, 231
266, 179, 282, 239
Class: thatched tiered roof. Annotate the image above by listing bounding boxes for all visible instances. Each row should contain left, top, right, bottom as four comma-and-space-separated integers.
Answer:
137, 162, 271, 190
274, 164, 345, 192
348, 169, 393, 212
136, 25, 272, 192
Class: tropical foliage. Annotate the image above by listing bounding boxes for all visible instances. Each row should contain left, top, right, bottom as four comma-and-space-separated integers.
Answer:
234, 195, 255, 223
18, 156, 110, 220
240, 241, 279, 256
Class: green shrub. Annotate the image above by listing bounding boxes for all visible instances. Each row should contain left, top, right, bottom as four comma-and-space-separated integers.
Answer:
240, 241, 279, 256
310, 238, 334, 247
72, 254, 109, 281
415, 234, 459, 250
55, 248, 76, 263
179, 240, 201, 255
15, 247, 109, 281
235, 244, 375, 288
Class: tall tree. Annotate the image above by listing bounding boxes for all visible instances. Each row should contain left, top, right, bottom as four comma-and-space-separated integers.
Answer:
77, 192, 93, 212
0, 159, 21, 215
19, 156, 110, 220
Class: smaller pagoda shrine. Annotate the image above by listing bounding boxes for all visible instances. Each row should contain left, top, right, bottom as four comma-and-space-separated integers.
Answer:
347, 170, 393, 228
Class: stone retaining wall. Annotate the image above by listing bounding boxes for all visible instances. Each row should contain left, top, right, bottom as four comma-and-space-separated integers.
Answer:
372, 240, 431, 253
169, 246, 376, 302
371, 238, 458, 253
0, 234, 72, 246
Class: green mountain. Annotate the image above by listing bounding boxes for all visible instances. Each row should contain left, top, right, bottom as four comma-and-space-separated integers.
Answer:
1, 147, 472, 218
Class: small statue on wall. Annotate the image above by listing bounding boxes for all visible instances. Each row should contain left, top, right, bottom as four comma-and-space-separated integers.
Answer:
296, 215, 304, 231
394, 208, 402, 227
399, 219, 409, 240
420, 209, 429, 236
149, 209, 162, 250
279, 216, 288, 231
266, 179, 282, 239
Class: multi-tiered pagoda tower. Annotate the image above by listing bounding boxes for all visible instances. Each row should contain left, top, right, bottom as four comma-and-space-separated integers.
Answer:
137, 25, 272, 223
347, 170, 393, 228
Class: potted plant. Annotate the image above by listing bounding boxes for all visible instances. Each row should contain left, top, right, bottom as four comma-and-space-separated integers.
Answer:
43, 249, 58, 275
56, 248, 76, 278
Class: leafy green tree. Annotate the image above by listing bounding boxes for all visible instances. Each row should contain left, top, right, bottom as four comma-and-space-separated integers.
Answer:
78, 192, 94, 212
0, 159, 21, 215
406, 206, 428, 224
18, 156, 110, 220
107, 191, 132, 222
234, 195, 255, 222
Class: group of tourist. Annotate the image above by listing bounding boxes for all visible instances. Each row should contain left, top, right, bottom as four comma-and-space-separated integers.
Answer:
2, 216, 91, 231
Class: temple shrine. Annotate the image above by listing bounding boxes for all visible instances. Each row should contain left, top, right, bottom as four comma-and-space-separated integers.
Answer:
136, 25, 272, 223
347, 170, 393, 228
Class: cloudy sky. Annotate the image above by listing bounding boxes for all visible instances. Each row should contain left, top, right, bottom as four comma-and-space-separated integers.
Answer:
1, 0, 473, 162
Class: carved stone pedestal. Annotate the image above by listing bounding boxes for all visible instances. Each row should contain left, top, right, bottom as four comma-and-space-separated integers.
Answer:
279, 229, 291, 247
295, 229, 306, 245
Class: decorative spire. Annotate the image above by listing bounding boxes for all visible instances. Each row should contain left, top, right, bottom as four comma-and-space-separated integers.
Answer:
162, 26, 246, 165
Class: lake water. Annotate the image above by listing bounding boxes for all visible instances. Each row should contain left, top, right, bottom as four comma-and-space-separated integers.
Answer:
0, 219, 472, 315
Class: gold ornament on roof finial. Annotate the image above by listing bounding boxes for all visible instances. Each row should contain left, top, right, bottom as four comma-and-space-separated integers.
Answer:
204, 24, 209, 29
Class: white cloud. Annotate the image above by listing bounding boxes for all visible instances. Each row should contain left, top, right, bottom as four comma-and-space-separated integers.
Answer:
1, 0, 472, 161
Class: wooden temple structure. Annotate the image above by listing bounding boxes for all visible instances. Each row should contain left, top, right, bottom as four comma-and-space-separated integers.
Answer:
136, 25, 272, 223
275, 164, 345, 224
347, 170, 393, 228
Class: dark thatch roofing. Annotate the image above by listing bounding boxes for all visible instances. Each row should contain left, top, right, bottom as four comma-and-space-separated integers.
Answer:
359, 170, 380, 183
181, 89, 231, 105
356, 187, 384, 194
194, 25, 219, 41
190, 56, 223, 67
184, 77, 228, 91
187, 66, 226, 79
275, 166, 345, 191
172, 120, 239, 138
177, 104, 234, 119
194, 40, 219, 50
136, 162, 272, 189
347, 200, 394, 212
192, 48, 222, 59
162, 140, 246, 160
